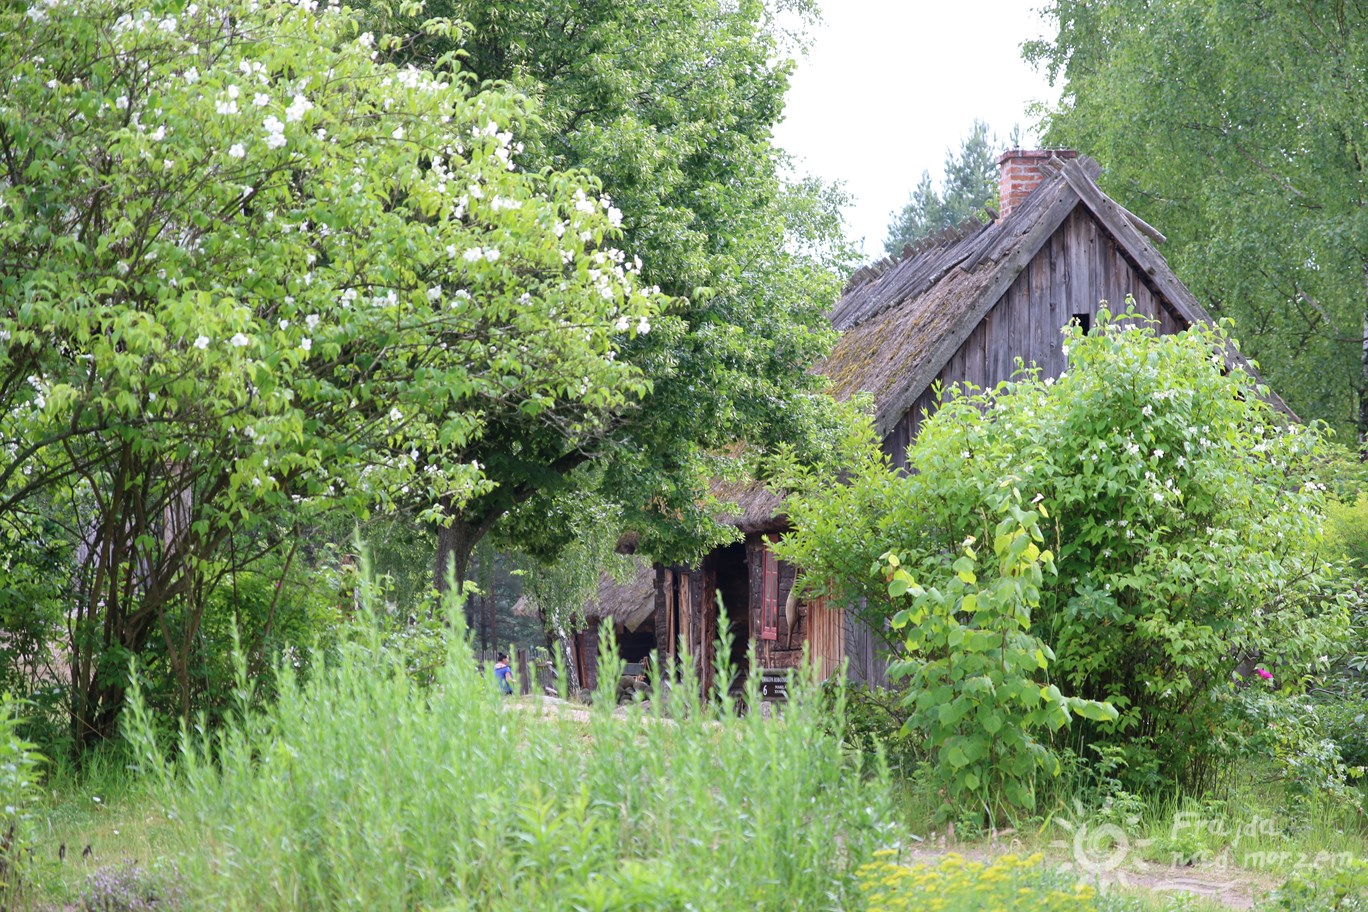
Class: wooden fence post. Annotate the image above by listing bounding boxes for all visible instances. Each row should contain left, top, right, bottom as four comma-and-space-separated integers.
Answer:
516, 647, 532, 696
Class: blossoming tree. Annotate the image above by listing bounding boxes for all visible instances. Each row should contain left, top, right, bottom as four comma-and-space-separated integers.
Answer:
0, 0, 661, 745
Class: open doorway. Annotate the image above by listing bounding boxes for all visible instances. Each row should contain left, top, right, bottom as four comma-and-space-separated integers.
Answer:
714, 542, 750, 692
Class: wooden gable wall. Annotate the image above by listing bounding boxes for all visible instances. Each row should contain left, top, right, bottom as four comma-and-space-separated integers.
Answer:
884, 207, 1190, 468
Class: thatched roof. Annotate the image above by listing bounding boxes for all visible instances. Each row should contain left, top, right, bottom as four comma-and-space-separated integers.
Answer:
711, 475, 785, 534
819, 154, 1242, 437
512, 558, 657, 632
586, 558, 657, 630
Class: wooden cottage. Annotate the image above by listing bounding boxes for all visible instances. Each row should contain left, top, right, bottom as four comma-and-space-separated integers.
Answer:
595, 150, 1242, 694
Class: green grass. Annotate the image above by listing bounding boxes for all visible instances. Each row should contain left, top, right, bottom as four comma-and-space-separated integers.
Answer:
25, 746, 179, 909
114, 611, 895, 911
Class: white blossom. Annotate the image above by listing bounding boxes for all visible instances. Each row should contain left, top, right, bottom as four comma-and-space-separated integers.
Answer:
194, 335, 209, 350
228, 142, 245, 158
305, 313, 320, 330
389, 407, 403, 422
230, 333, 249, 347
285, 94, 312, 123
300, 338, 312, 352
263, 115, 286, 149
391, 125, 405, 140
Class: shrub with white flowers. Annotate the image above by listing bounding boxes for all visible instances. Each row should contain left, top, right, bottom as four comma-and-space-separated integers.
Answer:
0, 0, 661, 746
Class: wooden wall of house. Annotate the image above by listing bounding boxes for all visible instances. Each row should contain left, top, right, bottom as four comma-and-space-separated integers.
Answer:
885, 207, 1189, 468
575, 617, 600, 691
844, 604, 887, 687
653, 564, 707, 677
650, 538, 889, 688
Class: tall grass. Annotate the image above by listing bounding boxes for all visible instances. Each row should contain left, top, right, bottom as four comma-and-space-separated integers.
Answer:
124, 590, 894, 910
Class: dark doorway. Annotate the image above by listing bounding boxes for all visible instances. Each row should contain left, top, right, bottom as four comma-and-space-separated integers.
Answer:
714, 542, 750, 690
617, 621, 656, 665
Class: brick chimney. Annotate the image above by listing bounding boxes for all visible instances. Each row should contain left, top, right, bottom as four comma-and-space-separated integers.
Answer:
997, 149, 1078, 218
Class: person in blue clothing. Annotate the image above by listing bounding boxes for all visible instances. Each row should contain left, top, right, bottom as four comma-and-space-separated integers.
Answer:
494, 652, 514, 695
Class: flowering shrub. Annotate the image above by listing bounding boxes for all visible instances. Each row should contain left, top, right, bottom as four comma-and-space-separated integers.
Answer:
778, 310, 1353, 789
858, 852, 1100, 912
0, 0, 661, 744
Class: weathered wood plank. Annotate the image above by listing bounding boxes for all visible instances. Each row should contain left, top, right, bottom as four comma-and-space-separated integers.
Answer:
1049, 215, 1069, 375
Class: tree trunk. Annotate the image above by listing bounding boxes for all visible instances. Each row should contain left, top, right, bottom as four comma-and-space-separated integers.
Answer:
435, 515, 487, 596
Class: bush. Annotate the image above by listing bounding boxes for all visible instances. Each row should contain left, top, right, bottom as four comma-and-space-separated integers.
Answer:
1225, 689, 1363, 814
1258, 858, 1368, 911
881, 495, 1115, 821
821, 682, 923, 776
778, 311, 1354, 791
1314, 693, 1368, 770
126, 599, 893, 910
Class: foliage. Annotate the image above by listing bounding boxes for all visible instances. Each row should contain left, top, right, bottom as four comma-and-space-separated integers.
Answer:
1028, 0, 1368, 441
0, 0, 660, 746
1313, 693, 1368, 771
858, 852, 1102, 912
777, 312, 1354, 789
1325, 495, 1368, 578
361, 0, 855, 580
820, 682, 923, 777
0, 695, 44, 904
1259, 859, 1368, 912
883, 119, 1002, 257
123, 590, 893, 910
1224, 689, 1364, 816
882, 495, 1116, 821
508, 491, 630, 636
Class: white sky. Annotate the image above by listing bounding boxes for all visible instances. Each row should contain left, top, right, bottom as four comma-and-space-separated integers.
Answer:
773, 2, 1059, 259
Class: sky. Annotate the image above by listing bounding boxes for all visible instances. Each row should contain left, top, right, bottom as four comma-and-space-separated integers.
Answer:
772, 2, 1060, 259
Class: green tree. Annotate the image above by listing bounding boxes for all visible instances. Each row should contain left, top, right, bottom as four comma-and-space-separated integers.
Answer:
883, 119, 1000, 257
1027, 0, 1368, 442
776, 312, 1353, 788
0, 0, 659, 746
362, 0, 854, 585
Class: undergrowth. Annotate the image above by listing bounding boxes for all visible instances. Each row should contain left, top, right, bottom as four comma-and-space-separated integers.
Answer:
122, 592, 895, 911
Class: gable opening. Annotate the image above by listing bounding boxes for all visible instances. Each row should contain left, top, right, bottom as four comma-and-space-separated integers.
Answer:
1072, 312, 1093, 335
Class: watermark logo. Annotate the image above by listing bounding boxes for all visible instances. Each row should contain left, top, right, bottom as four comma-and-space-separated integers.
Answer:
1052, 799, 1147, 886
1053, 802, 1362, 886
